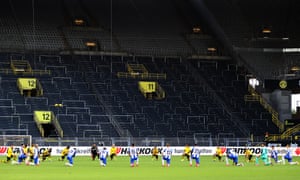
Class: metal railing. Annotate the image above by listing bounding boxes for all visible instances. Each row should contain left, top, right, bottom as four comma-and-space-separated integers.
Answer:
117, 72, 167, 80
281, 124, 300, 138
29, 136, 255, 147
246, 86, 284, 132
51, 112, 64, 138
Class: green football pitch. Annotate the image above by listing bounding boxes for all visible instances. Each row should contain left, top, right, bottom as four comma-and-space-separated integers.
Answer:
1, 156, 299, 180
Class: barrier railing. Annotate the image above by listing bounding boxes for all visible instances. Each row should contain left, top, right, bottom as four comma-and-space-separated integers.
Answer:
51, 112, 64, 138
117, 72, 166, 80
280, 123, 300, 139
33, 113, 45, 137
246, 86, 284, 132
29, 136, 255, 147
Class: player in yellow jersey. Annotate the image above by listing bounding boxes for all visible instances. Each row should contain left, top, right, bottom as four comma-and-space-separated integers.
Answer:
245, 148, 253, 162
110, 144, 117, 160
6, 145, 15, 163
42, 148, 52, 161
59, 145, 70, 161
24, 144, 33, 164
181, 144, 191, 161
213, 146, 223, 162
29, 144, 35, 162
152, 146, 159, 161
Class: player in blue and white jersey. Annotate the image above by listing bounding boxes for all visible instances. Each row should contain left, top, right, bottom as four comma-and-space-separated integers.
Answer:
128, 143, 139, 167
270, 145, 281, 163
282, 144, 299, 165
65, 147, 76, 167
189, 144, 201, 167
225, 149, 243, 166
17, 144, 28, 164
28, 144, 39, 166
99, 147, 109, 167
161, 143, 173, 167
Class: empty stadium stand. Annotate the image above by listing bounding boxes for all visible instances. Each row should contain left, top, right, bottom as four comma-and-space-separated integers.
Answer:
0, 52, 280, 141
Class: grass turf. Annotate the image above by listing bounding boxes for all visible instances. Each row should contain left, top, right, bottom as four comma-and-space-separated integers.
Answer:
1, 156, 299, 180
